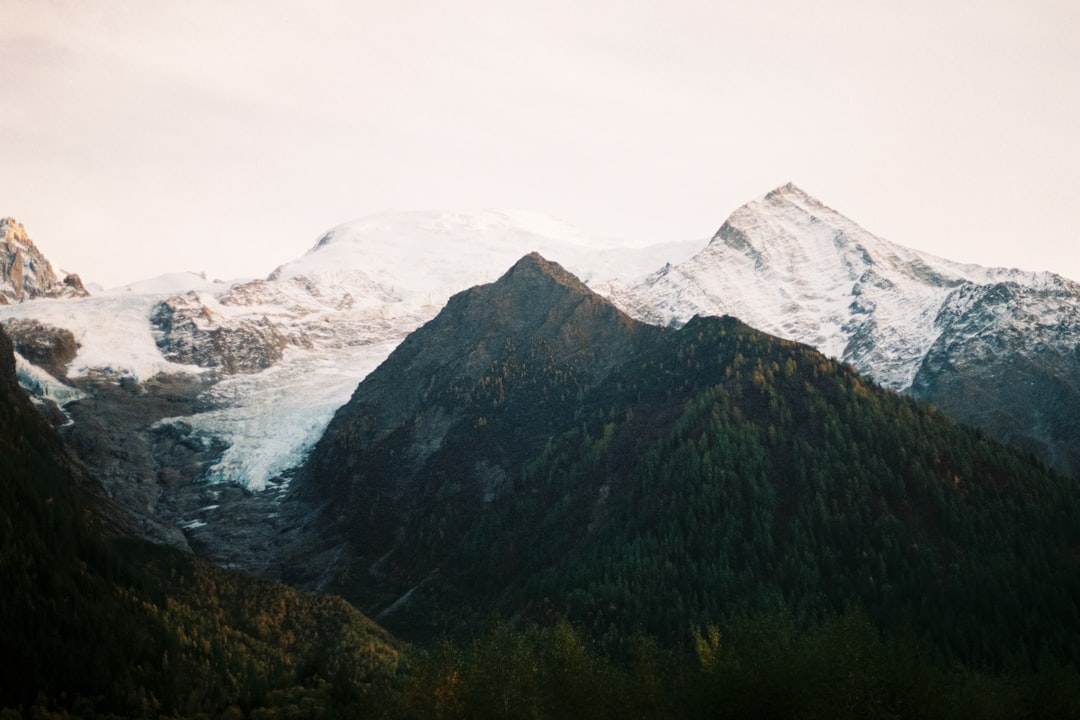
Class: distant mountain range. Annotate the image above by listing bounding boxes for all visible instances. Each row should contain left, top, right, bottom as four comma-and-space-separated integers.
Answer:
1, 185, 1077, 563
4, 195, 1080, 715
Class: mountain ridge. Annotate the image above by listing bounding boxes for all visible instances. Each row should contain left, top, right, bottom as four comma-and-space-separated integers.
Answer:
3, 188, 1079, 578
282, 251, 1080, 662
613, 183, 1080, 478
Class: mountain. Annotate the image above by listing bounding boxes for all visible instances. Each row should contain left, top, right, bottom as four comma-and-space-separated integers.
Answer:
4, 193, 1079, 585
0, 217, 87, 303
284, 253, 659, 602
0, 324, 402, 718
5, 209, 1080, 716
0, 212, 696, 573
612, 183, 1080, 479
285, 254, 1080, 669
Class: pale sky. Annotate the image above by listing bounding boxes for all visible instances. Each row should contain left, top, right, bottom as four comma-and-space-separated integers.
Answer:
2, 0, 1078, 288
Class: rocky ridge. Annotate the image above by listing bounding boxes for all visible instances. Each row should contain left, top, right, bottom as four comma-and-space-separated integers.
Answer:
0, 217, 87, 304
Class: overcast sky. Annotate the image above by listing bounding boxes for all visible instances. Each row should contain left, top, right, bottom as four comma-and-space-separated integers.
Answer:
2, 0, 1078, 288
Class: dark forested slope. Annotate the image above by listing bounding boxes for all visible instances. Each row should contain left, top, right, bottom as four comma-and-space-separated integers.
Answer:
290, 254, 1080, 670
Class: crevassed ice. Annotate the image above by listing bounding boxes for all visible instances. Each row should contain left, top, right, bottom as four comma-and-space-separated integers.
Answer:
171, 341, 400, 492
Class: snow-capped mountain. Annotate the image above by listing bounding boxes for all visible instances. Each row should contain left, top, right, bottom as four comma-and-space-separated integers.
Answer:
613, 183, 1080, 478
0, 211, 698, 500
0, 217, 87, 303
3, 192, 1078, 563
615, 184, 1045, 388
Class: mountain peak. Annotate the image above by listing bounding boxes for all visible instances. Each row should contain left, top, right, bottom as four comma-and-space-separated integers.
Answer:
762, 182, 829, 209
499, 251, 592, 295
290, 253, 659, 598
1, 217, 31, 245
0, 219, 89, 304
765, 181, 803, 198
708, 183, 830, 245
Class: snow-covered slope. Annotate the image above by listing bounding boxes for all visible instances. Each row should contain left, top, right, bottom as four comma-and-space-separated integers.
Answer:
612, 183, 1074, 390
271, 209, 699, 307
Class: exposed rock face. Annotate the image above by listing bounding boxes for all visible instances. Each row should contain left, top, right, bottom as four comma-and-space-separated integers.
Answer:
910, 279, 1080, 478
613, 184, 1080, 479
58, 371, 223, 549
61, 272, 87, 295
0, 323, 182, 543
0, 217, 88, 303
1, 318, 79, 376
150, 291, 291, 374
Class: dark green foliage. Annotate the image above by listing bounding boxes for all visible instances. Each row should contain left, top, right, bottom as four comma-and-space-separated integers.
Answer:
295, 258, 1080, 672
440, 317, 1080, 669
387, 611, 1080, 719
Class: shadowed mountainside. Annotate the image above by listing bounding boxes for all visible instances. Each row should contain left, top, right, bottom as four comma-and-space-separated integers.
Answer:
285, 254, 1080, 670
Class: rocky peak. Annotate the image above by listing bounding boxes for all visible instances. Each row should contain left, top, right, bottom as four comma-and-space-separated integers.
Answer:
712, 183, 844, 246
1, 217, 31, 245
428, 252, 643, 369
0, 217, 88, 303
291, 252, 656, 530
764, 181, 811, 203
501, 251, 592, 294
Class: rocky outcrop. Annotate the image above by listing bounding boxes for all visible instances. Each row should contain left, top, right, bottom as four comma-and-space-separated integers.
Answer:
150, 291, 291, 374
1, 318, 79, 376
0, 217, 88, 303
911, 279, 1080, 478
0, 323, 185, 544
58, 371, 223, 549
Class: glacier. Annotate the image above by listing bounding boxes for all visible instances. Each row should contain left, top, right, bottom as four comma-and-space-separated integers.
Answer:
1, 210, 700, 493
